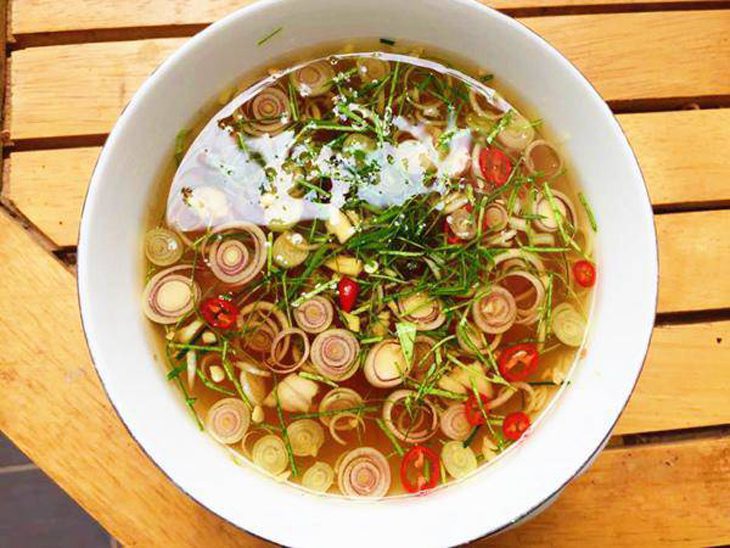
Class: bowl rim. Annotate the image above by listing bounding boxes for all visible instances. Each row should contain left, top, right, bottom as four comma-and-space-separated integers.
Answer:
77, 0, 659, 544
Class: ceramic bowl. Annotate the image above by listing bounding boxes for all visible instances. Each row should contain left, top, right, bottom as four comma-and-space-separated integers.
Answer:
78, 0, 658, 545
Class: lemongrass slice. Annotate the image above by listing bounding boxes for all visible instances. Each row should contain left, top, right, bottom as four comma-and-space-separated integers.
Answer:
241, 86, 291, 135
446, 206, 477, 240
357, 57, 391, 82
492, 248, 545, 272
199, 353, 226, 384
287, 419, 325, 457
472, 285, 517, 334
239, 370, 269, 406
310, 329, 360, 381
293, 296, 334, 334
237, 301, 290, 356
533, 189, 578, 233
302, 462, 335, 493
483, 202, 509, 232
497, 112, 535, 151
438, 362, 492, 397
142, 265, 200, 324
442, 441, 478, 479
488, 385, 519, 410
382, 390, 439, 444
363, 339, 409, 388
252, 434, 289, 475
206, 398, 251, 445
524, 385, 553, 416
457, 322, 502, 356
482, 437, 499, 463
272, 231, 310, 268
551, 303, 586, 347
524, 139, 563, 179
267, 328, 310, 374
290, 61, 335, 97
396, 292, 445, 331
186, 350, 197, 389
263, 373, 319, 413
502, 271, 546, 326
323, 255, 362, 276
318, 388, 363, 428
329, 412, 365, 445
204, 222, 266, 286
144, 227, 183, 266
235, 360, 272, 378
440, 404, 472, 441
337, 447, 391, 498
468, 88, 504, 121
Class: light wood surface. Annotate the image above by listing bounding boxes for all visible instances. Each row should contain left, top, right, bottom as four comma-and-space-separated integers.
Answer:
11, 0, 721, 34
2, 1, 729, 545
1, 210, 728, 546
656, 210, 730, 313
8, 11, 730, 140
6, 108, 730, 247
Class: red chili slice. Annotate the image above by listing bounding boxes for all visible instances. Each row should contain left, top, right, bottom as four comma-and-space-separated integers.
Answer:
479, 147, 513, 187
400, 445, 441, 493
573, 260, 596, 288
464, 393, 490, 426
337, 276, 360, 312
498, 343, 539, 382
503, 411, 531, 441
200, 297, 239, 330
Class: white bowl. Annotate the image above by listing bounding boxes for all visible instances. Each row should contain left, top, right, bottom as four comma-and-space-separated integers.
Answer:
78, 0, 658, 545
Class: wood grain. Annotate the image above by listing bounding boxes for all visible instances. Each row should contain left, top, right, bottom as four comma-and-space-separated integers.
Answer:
488, 437, 730, 547
617, 109, 730, 209
7, 11, 730, 140
656, 210, 730, 313
6, 108, 730, 247
613, 320, 730, 435
0, 210, 266, 547
0, 210, 728, 546
11, 0, 724, 35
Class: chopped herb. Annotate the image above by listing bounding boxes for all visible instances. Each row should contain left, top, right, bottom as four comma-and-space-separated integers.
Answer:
257, 26, 283, 46
379, 37, 396, 46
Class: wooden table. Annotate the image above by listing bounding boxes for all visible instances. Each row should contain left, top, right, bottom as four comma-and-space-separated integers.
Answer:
1, 1, 728, 545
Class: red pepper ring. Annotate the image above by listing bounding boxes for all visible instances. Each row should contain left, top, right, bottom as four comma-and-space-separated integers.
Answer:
503, 411, 531, 441
464, 393, 490, 426
497, 343, 539, 382
573, 260, 597, 288
200, 297, 240, 330
337, 276, 360, 312
479, 147, 513, 188
400, 445, 441, 494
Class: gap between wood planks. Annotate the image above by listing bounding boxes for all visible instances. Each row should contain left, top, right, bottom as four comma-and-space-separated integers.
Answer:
6, 2, 730, 49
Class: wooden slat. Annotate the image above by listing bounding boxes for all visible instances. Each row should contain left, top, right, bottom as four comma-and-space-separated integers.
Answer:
8, 11, 730, 140
2, 147, 98, 245
0, 211, 728, 546
614, 320, 730, 435
487, 437, 730, 547
6, 108, 730, 247
0, 210, 265, 547
617, 109, 730, 209
11, 0, 721, 35
656, 210, 730, 313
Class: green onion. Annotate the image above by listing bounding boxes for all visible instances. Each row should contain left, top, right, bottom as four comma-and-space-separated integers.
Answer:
578, 192, 598, 232
376, 418, 405, 456
257, 26, 283, 46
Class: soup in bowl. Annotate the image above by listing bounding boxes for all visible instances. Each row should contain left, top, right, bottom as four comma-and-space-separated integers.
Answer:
78, 0, 657, 545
